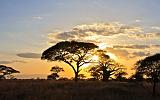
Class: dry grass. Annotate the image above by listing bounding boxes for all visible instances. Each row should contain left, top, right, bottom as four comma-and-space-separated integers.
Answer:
0, 80, 160, 100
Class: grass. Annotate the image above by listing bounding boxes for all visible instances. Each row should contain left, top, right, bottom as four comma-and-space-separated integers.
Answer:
0, 80, 160, 100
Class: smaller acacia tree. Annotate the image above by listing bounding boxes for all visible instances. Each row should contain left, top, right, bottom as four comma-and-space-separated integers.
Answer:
89, 62, 124, 81
135, 53, 160, 96
89, 51, 124, 81
47, 66, 64, 80
0, 65, 20, 79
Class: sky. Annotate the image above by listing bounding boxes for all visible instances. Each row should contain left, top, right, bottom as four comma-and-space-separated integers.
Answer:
0, 0, 160, 79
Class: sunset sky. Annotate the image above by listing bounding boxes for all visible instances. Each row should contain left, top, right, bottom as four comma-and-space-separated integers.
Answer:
0, 0, 160, 79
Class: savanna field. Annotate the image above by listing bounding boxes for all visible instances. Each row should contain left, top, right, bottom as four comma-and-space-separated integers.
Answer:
0, 80, 160, 100
1, 1, 160, 100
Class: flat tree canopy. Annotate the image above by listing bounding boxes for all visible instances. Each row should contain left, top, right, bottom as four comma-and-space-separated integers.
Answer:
0, 65, 20, 79
41, 41, 98, 82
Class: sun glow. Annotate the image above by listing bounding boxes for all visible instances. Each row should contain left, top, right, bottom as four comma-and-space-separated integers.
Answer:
92, 55, 99, 61
82, 55, 99, 68
98, 43, 107, 50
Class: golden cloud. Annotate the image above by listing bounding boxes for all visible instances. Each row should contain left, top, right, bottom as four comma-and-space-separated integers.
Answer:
47, 22, 160, 59
48, 22, 145, 44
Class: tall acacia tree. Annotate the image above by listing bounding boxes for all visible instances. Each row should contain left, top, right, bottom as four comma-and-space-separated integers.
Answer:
41, 41, 98, 82
135, 53, 160, 96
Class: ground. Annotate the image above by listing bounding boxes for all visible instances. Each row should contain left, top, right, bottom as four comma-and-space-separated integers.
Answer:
0, 80, 160, 100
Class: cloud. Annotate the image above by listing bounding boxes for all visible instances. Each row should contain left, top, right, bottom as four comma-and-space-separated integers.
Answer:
151, 26, 160, 30
152, 45, 160, 48
17, 53, 41, 59
132, 52, 150, 57
155, 33, 160, 37
105, 48, 130, 59
119, 26, 143, 34
113, 45, 150, 49
135, 19, 141, 23
105, 47, 153, 59
105, 48, 150, 59
48, 22, 144, 44
129, 32, 160, 39
0, 61, 13, 64
113, 44, 160, 49
128, 33, 153, 38
32, 16, 43, 20
0, 60, 27, 64
48, 22, 160, 47
47, 22, 160, 60
12, 60, 27, 63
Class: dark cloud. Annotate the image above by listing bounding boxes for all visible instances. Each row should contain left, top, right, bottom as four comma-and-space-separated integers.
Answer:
0, 61, 13, 64
119, 26, 142, 33
113, 45, 150, 49
132, 52, 150, 57
155, 33, 160, 37
152, 45, 160, 48
56, 31, 77, 40
113, 44, 160, 49
0, 60, 27, 64
105, 48, 151, 59
106, 48, 130, 59
13, 60, 27, 63
17, 53, 41, 59
129, 32, 160, 39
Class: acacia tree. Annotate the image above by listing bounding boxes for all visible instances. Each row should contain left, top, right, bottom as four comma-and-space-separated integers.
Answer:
89, 51, 124, 81
89, 61, 124, 81
41, 41, 98, 82
0, 65, 20, 79
135, 53, 160, 96
47, 66, 64, 80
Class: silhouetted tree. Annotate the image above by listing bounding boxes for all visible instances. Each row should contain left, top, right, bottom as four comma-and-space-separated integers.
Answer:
78, 74, 86, 80
0, 65, 20, 79
89, 51, 124, 81
58, 77, 69, 81
42, 41, 98, 82
47, 66, 64, 80
114, 71, 127, 81
135, 53, 160, 96
47, 73, 59, 80
89, 67, 102, 80
129, 71, 144, 81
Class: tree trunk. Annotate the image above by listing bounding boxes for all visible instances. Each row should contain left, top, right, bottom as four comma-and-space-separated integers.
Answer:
74, 72, 78, 82
152, 81, 156, 96
102, 74, 107, 81
102, 69, 109, 82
